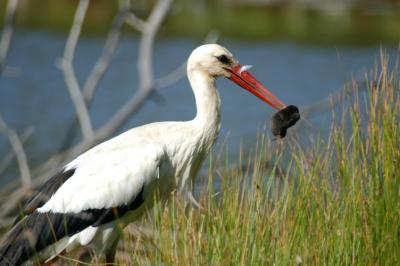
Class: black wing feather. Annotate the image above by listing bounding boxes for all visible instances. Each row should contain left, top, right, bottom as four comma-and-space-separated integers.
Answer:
12, 168, 76, 226
24, 168, 76, 215
0, 186, 144, 266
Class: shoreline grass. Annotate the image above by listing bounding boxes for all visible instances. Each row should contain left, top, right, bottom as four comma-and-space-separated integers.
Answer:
116, 54, 400, 265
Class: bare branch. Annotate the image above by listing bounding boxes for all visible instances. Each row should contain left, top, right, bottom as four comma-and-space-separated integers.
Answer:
60, 0, 93, 141
94, 0, 172, 142
0, 127, 33, 176
82, 4, 131, 101
35, 0, 174, 177
59, 0, 174, 158
0, 116, 31, 188
0, 0, 179, 225
204, 30, 220, 44
0, 0, 18, 74
154, 30, 220, 90
126, 12, 147, 32
154, 62, 187, 89
57, 1, 132, 153
64, 0, 89, 64
122, 0, 147, 32
0, 185, 29, 221
300, 73, 370, 119
300, 86, 347, 119
138, 0, 172, 90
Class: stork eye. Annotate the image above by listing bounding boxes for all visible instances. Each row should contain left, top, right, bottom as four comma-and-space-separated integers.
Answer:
216, 54, 230, 65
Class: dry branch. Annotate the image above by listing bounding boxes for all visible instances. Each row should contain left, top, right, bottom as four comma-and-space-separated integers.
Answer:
300, 73, 373, 120
96, 0, 173, 139
0, 116, 31, 188
0, 127, 33, 176
0, 0, 216, 228
58, 0, 175, 159
0, 0, 18, 75
58, 2, 132, 152
82, 3, 131, 102
0, 0, 176, 227
60, 0, 94, 141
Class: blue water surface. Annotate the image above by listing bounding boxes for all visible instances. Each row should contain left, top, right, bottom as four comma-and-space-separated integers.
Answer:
0, 31, 397, 185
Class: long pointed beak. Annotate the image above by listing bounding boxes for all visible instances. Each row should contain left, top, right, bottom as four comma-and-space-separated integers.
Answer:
226, 65, 286, 110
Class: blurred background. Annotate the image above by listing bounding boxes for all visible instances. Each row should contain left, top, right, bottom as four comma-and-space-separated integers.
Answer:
2, 0, 400, 43
0, 0, 399, 188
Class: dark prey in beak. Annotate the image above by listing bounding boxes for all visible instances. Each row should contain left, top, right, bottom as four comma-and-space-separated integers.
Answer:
271, 105, 300, 138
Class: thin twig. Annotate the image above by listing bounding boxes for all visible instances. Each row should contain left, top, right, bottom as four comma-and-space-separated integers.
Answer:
60, 0, 93, 141
88, 0, 173, 144
0, 116, 31, 188
0, 127, 33, 176
0, 0, 18, 74
126, 12, 147, 32
0, 186, 28, 219
153, 30, 220, 90
300, 76, 367, 119
0, 0, 174, 190
154, 62, 187, 89
57, 3, 132, 152
37, 0, 173, 184
82, 4, 131, 101
138, 0, 172, 90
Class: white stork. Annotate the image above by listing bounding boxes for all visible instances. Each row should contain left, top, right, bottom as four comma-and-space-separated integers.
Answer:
0, 44, 286, 265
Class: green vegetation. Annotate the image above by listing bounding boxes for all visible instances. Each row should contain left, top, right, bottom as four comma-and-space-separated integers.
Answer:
1, 0, 400, 45
166, 3, 400, 45
0, 0, 118, 34
115, 55, 400, 265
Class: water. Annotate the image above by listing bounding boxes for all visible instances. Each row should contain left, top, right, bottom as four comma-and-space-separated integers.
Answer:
0, 31, 397, 185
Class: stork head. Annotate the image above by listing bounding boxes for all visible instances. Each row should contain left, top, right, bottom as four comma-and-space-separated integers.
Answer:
187, 44, 286, 110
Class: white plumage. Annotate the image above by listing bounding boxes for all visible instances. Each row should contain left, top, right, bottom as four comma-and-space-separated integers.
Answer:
39, 130, 165, 213
0, 44, 286, 265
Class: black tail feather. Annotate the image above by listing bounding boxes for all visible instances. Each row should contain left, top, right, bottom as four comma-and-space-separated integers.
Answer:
0, 185, 145, 265
0, 211, 94, 265
0, 214, 42, 265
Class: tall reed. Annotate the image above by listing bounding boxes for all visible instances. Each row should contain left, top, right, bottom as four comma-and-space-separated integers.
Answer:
117, 54, 400, 265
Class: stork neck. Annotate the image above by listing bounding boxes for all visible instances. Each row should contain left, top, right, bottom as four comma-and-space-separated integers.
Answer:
188, 70, 221, 130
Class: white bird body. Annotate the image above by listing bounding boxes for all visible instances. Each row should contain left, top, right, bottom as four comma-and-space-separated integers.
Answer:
0, 44, 286, 265
38, 115, 221, 260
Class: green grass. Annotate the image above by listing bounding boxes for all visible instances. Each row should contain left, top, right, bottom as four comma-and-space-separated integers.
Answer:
115, 55, 400, 265
1, 0, 400, 45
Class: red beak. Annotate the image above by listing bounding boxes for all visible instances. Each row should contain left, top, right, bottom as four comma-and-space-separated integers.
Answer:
226, 65, 286, 110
